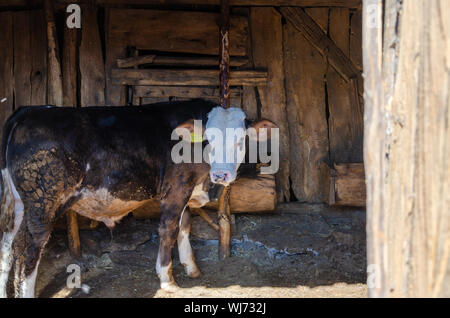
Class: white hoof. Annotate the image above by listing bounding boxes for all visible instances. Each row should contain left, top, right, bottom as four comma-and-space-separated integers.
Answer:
160, 281, 179, 293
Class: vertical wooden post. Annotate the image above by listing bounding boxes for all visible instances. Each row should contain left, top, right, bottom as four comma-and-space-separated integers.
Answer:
363, 0, 450, 297
218, 0, 232, 260
62, 8, 82, 259
43, 0, 63, 106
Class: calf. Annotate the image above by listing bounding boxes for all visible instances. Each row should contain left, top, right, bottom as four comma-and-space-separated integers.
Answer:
0, 100, 277, 297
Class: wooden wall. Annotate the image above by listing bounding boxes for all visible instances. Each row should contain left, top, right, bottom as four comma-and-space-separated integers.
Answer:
0, 1, 364, 205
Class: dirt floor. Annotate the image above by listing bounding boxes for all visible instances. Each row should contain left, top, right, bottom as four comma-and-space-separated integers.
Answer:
34, 203, 367, 298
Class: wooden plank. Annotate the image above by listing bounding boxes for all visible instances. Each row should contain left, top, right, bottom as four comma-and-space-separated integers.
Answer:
79, 4, 105, 106
62, 25, 78, 106
54, 0, 362, 7
133, 86, 241, 99
0, 12, 14, 130
30, 10, 48, 106
13, 11, 31, 108
0, 0, 363, 8
327, 8, 363, 163
13, 10, 47, 109
283, 8, 329, 202
44, 0, 63, 106
105, 9, 127, 106
118, 55, 249, 68
117, 55, 156, 68
111, 69, 267, 86
333, 163, 365, 207
364, 0, 450, 297
141, 96, 242, 107
108, 9, 248, 56
250, 7, 289, 202
280, 7, 361, 82
242, 86, 257, 121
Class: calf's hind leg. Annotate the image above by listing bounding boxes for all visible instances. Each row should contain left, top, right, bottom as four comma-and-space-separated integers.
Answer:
12, 218, 51, 298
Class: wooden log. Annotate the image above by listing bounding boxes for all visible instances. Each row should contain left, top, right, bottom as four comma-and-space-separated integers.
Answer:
192, 208, 220, 232
280, 7, 362, 82
326, 8, 363, 164
132, 174, 276, 218
133, 86, 242, 99
250, 7, 289, 202
108, 9, 248, 56
66, 210, 81, 259
79, 3, 105, 106
364, 0, 450, 297
321, 163, 365, 207
111, 69, 268, 86
44, 0, 63, 106
283, 8, 329, 202
117, 55, 249, 68
0, 12, 14, 133
217, 185, 231, 260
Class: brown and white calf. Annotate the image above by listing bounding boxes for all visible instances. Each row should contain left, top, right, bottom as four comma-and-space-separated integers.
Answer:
0, 100, 277, 297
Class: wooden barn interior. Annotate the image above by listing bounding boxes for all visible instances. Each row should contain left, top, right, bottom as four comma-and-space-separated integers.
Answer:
0, 0, 367, 297
3, 0, 447, 299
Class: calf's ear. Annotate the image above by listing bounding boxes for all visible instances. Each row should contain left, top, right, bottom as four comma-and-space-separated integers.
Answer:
174, 119, 205, 142
248, 119, 278, 141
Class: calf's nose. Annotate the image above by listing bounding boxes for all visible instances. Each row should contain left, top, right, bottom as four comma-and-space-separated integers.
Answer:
211, 171, 231, 184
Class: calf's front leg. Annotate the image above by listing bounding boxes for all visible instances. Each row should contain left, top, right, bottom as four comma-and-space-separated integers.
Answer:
177, 207, 200, 278
156, 199, 189, 292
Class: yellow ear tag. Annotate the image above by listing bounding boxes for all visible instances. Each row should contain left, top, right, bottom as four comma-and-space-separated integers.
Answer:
190, 132, 203, 143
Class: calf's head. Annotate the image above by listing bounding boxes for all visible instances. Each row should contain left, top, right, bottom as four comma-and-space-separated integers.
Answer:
174, 107, 278, 186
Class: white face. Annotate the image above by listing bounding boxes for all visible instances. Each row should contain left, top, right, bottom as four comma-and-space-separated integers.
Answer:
205, 107, 247, 185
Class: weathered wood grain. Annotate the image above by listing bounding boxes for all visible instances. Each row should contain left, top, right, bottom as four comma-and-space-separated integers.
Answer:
118, 55, 249, 68
79, 4, 105, 106
105, 9, 127, 106
364, 0, 450, 297
283, 8, 329, 202
250, 7, 289, 203
62, 19, 78, 107
111, 69, 267, 86
280, 7, 361, 82
108, 9, 248, 56
133, 86, 241, 99
0, 12, 14, 130
44, 0, 63, 106
327, 8, 363, 163
13, 11, 48, 108
53, 0, 362, 7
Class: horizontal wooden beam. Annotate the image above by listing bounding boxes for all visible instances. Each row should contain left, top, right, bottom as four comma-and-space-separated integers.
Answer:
112, 68, 267, 86
0, 0, 361, 9
134, 85, 242, 98
117, 55, 249, 68
280, 7, 362, 82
